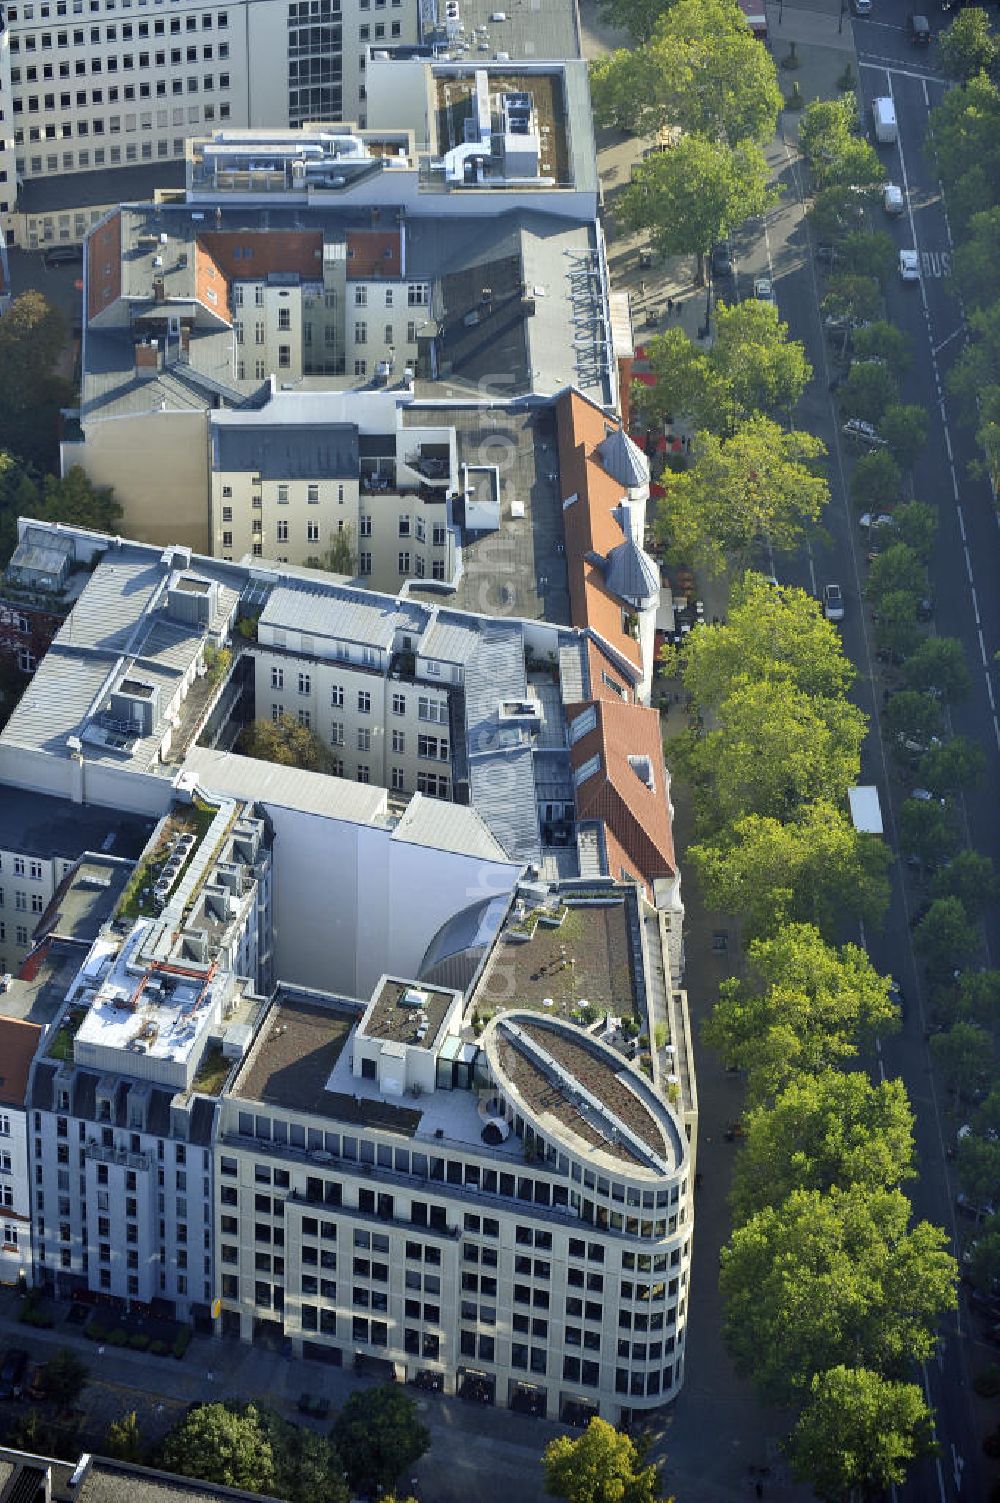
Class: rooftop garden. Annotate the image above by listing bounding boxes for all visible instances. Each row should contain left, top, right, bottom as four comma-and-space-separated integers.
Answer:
475, 903, 639, 1028
117, 797, 220, 922
47, 1006, 88, 1062
191, 1042, 231, 1097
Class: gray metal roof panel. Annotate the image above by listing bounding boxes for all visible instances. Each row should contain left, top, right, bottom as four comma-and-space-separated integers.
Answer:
391, 794, 514, 864
419, 611, 480, 665
184, 747, 389, 825
212, 423, 360, 480
259, 583, 401, 651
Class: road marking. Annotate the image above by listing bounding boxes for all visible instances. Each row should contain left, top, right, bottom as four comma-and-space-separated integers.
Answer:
957, 503, 966, 541
949, 463, 960, 501
920, 250, 951, 278
859, 56, 944, 81
978, 628, 988, 667
922, 76, 929, 107
994, 713, 1000, 751
952, 1442, 965, 1494
971, 585, 981, 625
987, 675, 996, 711
964, 546, 974, 582
934, 327, 964, 357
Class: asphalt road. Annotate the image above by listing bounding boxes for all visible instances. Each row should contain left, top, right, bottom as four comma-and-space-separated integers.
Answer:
726, 13, 1000, 1497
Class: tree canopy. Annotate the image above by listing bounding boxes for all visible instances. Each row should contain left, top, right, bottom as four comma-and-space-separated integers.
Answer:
591, 0, 781, 143
635, 298, 810, 434
161, 1404, 279, 1497
786, 1366, 936, 1502
730, 1071, 915, 1225
331, 1385, 430, 1496
704, 924, 899, 1102
690, 799, 891, 943
237, 714, 339, 774
720, 1186, 956, 1402
938, 8, 998, 82
543, 1417, 660, 1503
619, 135, 775, 276
0, 292, 72, 470
655, 416, 828, 575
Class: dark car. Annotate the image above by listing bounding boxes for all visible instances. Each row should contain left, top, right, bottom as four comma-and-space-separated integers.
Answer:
711, 241, 733, 278
43, 244, 83, 267
909, 12, 931, 42
0, 1349, 29, 1401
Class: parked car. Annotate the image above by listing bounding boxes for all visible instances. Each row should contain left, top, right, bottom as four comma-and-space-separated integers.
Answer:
43, 244, 83, 267
0, 1349, 28, 1401
888, 979, 907, 1019
883, 183, 905, 216
752, 276, 775, 303
910, 787, 945, 805
899, 248, 921, 281
909, 11, 931, 42
711, 240, 733, 278
851, 0, 872, 13
859, 511, 896, 530
823, 583, 845, 622
842, 417, 887, 446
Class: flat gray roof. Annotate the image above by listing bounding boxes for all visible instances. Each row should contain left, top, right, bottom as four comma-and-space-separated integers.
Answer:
184, 747, 389, 825
0, 786, 153, 861
433, 0, 582, 61
212, 423, 360, 480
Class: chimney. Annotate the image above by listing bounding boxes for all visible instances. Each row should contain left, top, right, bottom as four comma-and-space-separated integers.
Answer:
135, 339, 160, 377
153, 276, 166, 302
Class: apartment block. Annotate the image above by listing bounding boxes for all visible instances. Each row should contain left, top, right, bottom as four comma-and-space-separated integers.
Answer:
0, 0, 424, 246
0, 516, 694, 1417
0, 1016, 40, 1285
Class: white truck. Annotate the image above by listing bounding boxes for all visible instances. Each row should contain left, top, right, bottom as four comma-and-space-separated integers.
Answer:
873, 97, 898, 145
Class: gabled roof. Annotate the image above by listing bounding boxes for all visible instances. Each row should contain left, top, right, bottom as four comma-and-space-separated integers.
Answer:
567, 697, 675, 899
596, 424, 649, 490
0, 1017, 43, 1106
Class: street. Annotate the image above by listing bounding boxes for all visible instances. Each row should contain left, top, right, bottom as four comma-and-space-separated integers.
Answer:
724, 5, 1000, 1497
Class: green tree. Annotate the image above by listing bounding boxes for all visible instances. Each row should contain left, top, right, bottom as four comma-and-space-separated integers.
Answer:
38, 467, 122, 537
839, 362, 899, 425
957, 969, 1000, 1024
848, 449, 903, 515
881, 403, 929, 469
656, 416, 827, 575
821, 274, 882, 327
956, 1131, 1000, 1206
619, 134, 775, 283
953, 206, 1000, 313
256, 1410, 348, 1503
237, 713, 338, 774
967, 1216, 1000, 1291
676, 572, 855, 710
691, 799, 891, 942
638, 298, 810, 434
105, 1411, 143, 1464
884, 690, 944, 744
939, 8, 998, 82
704, 924, 898, 1101
919, 736, 986, 795
874, 590, 922, 660
800, 96, 881, 190
731, 1071, 914, 1226
915, 897, 980, 982
720, 1186, 956, 1403
38, 1349, 89, 1412
0, 450, 43, 566
591, 0, 781, 144
0, 292, 73, 470
898, 799, 958, 869
852, 321, 913, 374
305, 522, 356, 576
892, 500, 938, 563
595, 0, 671, 42
836, 229, 896, 283
543, 1417, 660, 1503
901, 636, 972, 702
787, 1366, 935, 1502
331, 1385, 430, 1497
927, 71, 1000, 192
161, 1404, 276, 1495
685, 674, 864, 828
866, 543, 926, 604
930, 1020, 995, 1095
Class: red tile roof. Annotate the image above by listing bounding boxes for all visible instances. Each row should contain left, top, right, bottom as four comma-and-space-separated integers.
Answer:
567, 697, 676, 901
87, 211, 123, 322
0, 1016, 43, 1107
555, 388, 642, 676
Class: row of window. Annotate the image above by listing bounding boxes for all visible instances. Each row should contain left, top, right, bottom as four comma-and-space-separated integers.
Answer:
0, 889, 46, 913
13, 40, 229, 84
19, 136, 189, 173
15, 104, 227, 149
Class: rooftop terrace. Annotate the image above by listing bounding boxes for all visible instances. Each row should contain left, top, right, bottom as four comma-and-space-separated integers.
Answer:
361, 978, 456, 1051
474, 897, 639, 1026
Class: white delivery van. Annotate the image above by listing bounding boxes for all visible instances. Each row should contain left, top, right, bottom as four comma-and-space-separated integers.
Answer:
873, 97, 897, 144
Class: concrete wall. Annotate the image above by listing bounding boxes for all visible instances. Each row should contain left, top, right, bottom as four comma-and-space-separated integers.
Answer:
70, 409, 212, 554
